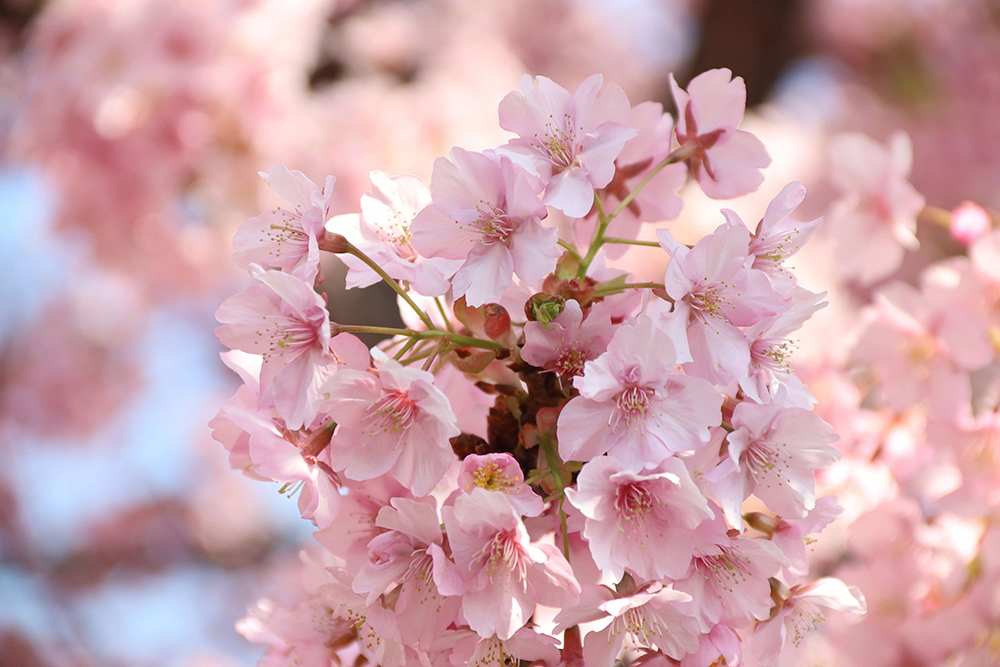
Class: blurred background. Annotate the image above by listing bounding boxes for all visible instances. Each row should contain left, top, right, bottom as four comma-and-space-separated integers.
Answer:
2, 0, 999, 665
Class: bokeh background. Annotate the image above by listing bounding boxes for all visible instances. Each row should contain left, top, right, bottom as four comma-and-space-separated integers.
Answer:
2, 0, 999, 665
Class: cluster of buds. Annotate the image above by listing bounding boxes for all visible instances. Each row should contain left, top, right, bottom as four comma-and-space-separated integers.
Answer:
211, 70, 865, 667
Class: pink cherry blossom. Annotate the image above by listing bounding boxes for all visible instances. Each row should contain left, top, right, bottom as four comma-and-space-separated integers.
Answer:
555, 581, 701, 665
248, 423, 341, 530
740, 287, 827, 408
520, 299, 615, 379
670, 68, 771, 199
749, 578, 866, 666
556, 314, 723, 468
442, 489, 580, 640
575, 101, 686, 256
612, 100, 687, 224
707, 399, 839, 530
566, 455, 712, 581
724, 181, 823, 295
338, 171, 463, 297
237, 598, 361, 667
233, 166, 335, 284
770, 495, 842, 578
680, 625, 742, 667
319, 568, 406, 667
457, 453, 545, 517
826, 131, 925, 285
853, 277, 993, 420
410, 149, 560, 306
674, 513, 787, 629
314, 476, 413, 577
215, 265, 333, 430
322, 358, 459, 496
497, 73, 637, 217
209, 350, 270, 481
352, 497, 460, 650
657, 223, 789, 386
446, 627, 561, 667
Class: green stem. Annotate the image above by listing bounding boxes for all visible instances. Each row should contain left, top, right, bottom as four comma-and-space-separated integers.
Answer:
577, 193, 612, 277
541, 437, 571, 561
606, 143, 697, 222
593, 281, 665, 297
393, 336, 421, 361
603, 237, 661, 247
557, 239, 584, 264
433, 297, 455, 333
344, 244, 435, 330
335, 324, 504, 351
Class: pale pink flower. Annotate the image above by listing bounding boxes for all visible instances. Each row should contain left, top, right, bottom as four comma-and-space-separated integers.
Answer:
457, 453, 544, 517
410, 149, 559, 306
215, 265, 333, 430
566, 455, 712, 581
707, 399, 839, 530
853, 277, 993, 419
352, 497, 460, 649
322, 358, 459, 496
446, 627, 560, 667
577, 101, 686, 256
724, 181, 823, 295
680, 625, 742, 667
209, 350, 270, 481
237, 598, 360, 667
554, 581, 701, 665
248, 423, 340, 530
670, 68, 771, 199
442, 489, 580, 640
826, 131, 925, 285
770, 495, 842, 578
520, 299, 615, 379
657, 224, 788, 386
739, 287, 827, 408
612, 100, 687, 224
970, 228, 1000, 286
675, 513, 787, 629
233, 166, 335, 284
319, 568, 406, 667
749, 578, 866, 666
497, 73, 637, 217
314, 476, 413, 577
338, 171, 463, 297
556, 314, 723, 468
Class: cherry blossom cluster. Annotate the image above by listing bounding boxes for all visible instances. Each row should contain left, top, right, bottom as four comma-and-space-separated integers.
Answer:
212, 70, 865, 667
789, 131, 1000, 665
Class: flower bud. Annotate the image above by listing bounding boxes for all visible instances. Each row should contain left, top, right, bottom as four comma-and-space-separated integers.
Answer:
318, 230, 351, 253
950, 201, 991, 245
483, 303, 511, 340
525, 293, 565, 324
744, 511, 781, 537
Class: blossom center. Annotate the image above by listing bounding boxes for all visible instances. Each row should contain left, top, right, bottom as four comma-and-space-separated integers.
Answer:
744, 439, 790, 484
364, 390, 417, 435
555, 343, 589, 377
613, 386, 653, 427
474, 205, 515, 245
472, 462, 514, 492
477, 530, 527, 582
262, 317, 320, 360
690, 285, 727, 318
373, 214, 417, 259
615, 482, 655, 521
540, 120, 578, 170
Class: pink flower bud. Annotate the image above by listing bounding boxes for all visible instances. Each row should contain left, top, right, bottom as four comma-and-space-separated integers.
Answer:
950, 201, 991, 245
